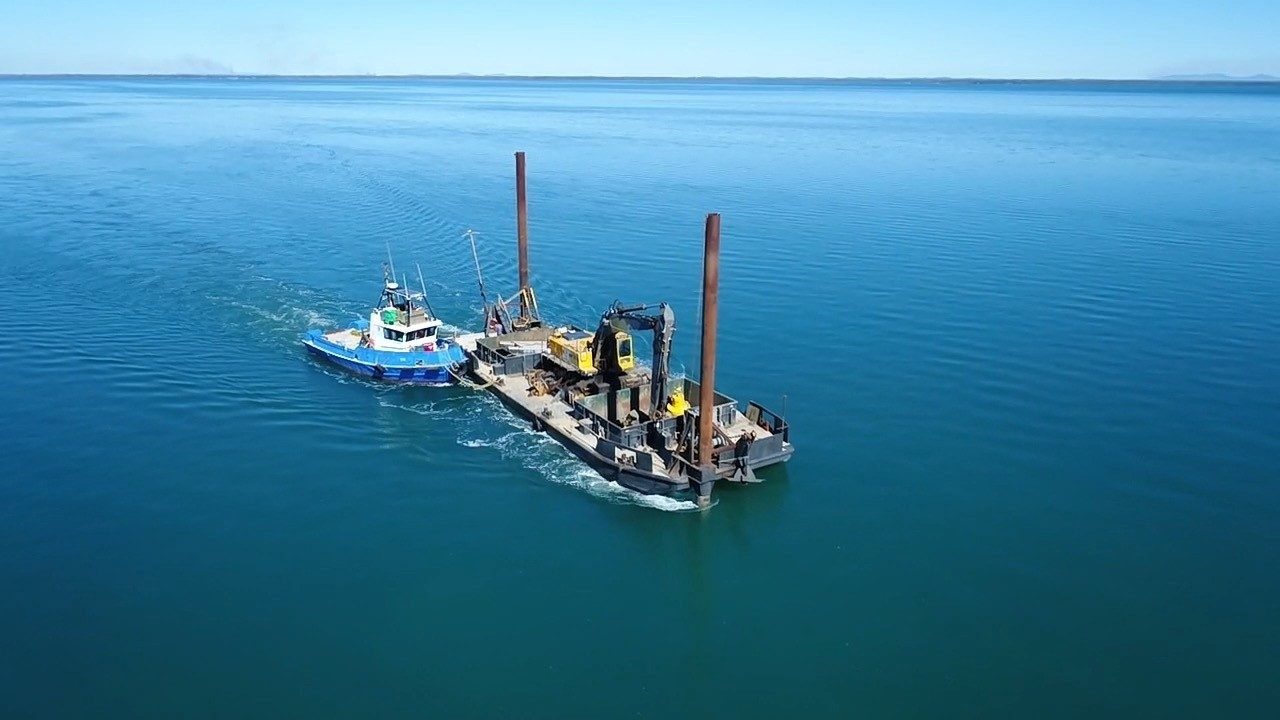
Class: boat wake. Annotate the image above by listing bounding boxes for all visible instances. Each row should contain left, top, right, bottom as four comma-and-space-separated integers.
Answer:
206, 275, 356, 351
371, 392, 699, 512
454, 395, 700, 512
217, 296, 338, 335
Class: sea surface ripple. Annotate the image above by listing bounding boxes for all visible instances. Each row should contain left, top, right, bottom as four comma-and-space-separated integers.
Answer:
1, 77, 1278, 718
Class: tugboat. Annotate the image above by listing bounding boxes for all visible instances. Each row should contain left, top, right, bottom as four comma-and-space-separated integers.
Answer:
303, 268, 467, 385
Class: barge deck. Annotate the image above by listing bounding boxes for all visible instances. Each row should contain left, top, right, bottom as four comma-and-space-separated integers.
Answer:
462, 327, 792, 501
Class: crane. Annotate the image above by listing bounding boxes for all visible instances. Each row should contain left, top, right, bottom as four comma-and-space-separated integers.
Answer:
591, 301, 676, 419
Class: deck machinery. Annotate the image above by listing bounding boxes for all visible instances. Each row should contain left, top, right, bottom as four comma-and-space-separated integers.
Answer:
459, 152, 793, 507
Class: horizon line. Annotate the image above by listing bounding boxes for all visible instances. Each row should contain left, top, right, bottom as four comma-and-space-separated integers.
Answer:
2, 72, 1279, 84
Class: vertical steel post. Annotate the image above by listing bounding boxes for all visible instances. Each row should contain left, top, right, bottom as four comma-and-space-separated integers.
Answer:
515, 151, 530, 319
697, 213, 721, 481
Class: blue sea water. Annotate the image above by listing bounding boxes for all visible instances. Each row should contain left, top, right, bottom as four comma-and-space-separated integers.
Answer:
1, 77, 1278, 718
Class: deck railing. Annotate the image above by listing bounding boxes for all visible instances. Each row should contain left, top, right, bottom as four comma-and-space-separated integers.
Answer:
746, 401, 789, 441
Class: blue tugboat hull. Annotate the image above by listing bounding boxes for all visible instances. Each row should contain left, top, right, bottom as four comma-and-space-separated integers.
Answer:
302, 330, 467, 386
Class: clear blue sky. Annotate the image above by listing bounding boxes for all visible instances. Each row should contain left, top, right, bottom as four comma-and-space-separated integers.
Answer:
3, 0, 1278, 78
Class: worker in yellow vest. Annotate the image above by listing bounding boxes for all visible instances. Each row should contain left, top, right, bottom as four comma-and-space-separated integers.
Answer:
666, 387, 691, 417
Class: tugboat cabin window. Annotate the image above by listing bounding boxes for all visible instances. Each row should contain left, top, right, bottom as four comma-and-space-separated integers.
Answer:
383, 328, 406, 341
404, 327, 436, 342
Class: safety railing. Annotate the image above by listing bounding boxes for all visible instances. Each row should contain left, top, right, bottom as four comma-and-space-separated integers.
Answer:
746, 401, 789, 442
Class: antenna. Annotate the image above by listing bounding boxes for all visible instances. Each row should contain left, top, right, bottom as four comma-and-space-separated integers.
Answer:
416, 262, 436, 318
385, 239, 397, 283
465, 229, 490, 307
415, 263, 428, 299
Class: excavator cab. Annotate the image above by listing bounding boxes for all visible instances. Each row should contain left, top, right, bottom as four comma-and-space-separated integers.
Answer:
596, 326, 636, 376
591, 301, 674, 415
615, 333, 635, 372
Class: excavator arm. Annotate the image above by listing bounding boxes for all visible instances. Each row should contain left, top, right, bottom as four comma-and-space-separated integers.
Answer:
591, 301, 676, 418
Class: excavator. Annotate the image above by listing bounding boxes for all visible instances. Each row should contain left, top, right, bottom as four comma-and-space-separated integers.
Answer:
590, 301, 676, 420
546, 301, 679, 419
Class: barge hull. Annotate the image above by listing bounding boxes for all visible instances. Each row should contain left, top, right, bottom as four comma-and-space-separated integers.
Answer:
478, 375, 694, 497
459, 330, 792, 503
304, 342, 456, 385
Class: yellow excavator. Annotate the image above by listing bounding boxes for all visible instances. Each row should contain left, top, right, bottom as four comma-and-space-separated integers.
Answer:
588, 301, 676, 419
545, 300, 679, 418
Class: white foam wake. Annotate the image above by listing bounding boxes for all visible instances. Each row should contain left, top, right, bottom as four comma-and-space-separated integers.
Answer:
340, 370, 702, 512
463, 397, 701, 512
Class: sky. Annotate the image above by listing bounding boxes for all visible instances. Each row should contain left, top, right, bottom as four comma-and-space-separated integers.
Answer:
2, 0, 1278, 79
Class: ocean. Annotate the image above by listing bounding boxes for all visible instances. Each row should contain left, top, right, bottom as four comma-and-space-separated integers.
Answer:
1, 77, 1277, 718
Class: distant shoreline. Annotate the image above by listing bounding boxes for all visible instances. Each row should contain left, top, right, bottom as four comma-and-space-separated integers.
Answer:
1, 73, 1278, 84
0, 73, 1274, 82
